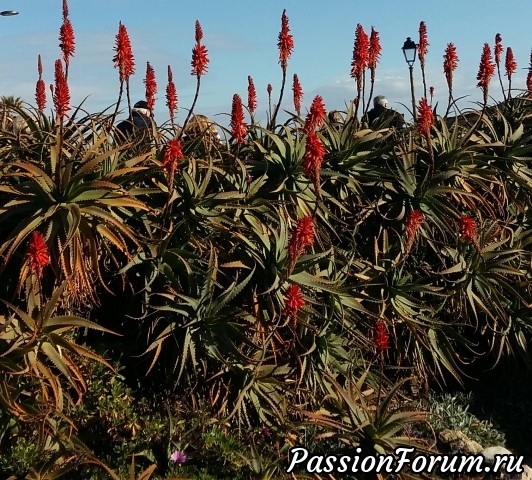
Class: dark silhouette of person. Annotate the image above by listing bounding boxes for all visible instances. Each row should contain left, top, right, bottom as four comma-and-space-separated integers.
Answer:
116, 100, 153, 141
365, 96, 404, 129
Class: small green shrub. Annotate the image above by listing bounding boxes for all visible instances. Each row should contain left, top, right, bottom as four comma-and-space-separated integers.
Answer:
425, 392, 506, 448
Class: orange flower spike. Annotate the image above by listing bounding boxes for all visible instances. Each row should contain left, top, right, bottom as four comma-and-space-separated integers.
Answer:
230, 94, 247, 144
166, 65, 178, 123
287, 216, 315, 275
443, 43, 459, 92
505, 47, 517, 79
277, 9, 294, 72
417, 97, 433, 138
303, 132, 325, 197
477, 43, 495, 104
460, 215, 481, 253
368, 27, 382, 74
35, 55, 46, 111
494, 33, 503, 66
405, 210, 425, 254
418, 21, 429, 68
374, 320, 390, 353
191, 20, 209, 77
304, 95, 326, 133
247, 76, 257, 115
27, 231, 50, 278
283, 284, 305, 322
292, 74, 303, 116
113, 22, 135, 82
53, 59, 70, 119
59, 17, 75, 67
144, 62, 157, 112
350, 23, 369, 80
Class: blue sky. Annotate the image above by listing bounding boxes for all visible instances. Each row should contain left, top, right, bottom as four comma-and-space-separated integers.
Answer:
1, 0, 531, 125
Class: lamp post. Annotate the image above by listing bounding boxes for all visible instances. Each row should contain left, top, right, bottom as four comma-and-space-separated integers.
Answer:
402, 37, 417, 121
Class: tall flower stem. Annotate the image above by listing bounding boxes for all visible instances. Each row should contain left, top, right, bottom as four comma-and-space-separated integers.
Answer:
178, 77, 201, 141
269, 69, 286, 130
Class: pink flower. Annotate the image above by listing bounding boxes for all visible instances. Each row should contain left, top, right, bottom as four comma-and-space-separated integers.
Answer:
170, 450, 187, 464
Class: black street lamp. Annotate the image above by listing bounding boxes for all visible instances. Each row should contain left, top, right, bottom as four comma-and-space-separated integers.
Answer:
0, 10, 18, 16
402, 37, 417, 120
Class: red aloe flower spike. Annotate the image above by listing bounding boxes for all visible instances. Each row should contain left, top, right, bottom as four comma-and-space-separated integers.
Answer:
405, 209, 425, 255
417, 97, 433, 138
267, 83, 272, 96
195, 20, 203, 43
144, 62, 157, 112
36, 79, 46, 112
418, 21, 429, 98
59, 17, 75, 68
368, 27, 382, 73
230, 94, 247, 144
292, 74, 303, 116
62, 0, 69, 19
277, 9, 294, 72
505, 47, 517, 99
27, 231, 50, 278
166, 65, 178, 123
54, 59, 70, 120
283, 284, 305, 324
191, 20, 209, 77
162, 138, 183, 192
477, 43, 495, 105
505, 47, 516, 79
443, 43, 458, 115
350, 24, 369, 116
36, 55, 46, 112
418, 22, 429, 68
350, 24, 369, 80
247, 76, 257, 115
304, 95, 326, 133
429, 86, 435, 103
113, 22, 135, 82
460, 215, 481, 253
443, 43, 459, 92
304, 132, 325, 198
494, 33, 503, 66
528, 49, 532, 99
287, 216, 315, 275
374, 319, 390, 353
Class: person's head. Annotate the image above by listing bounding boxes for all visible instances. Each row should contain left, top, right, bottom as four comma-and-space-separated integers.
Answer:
133, 100, 151, 117
374, 96, 388, 109
183, 114, 221, 144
